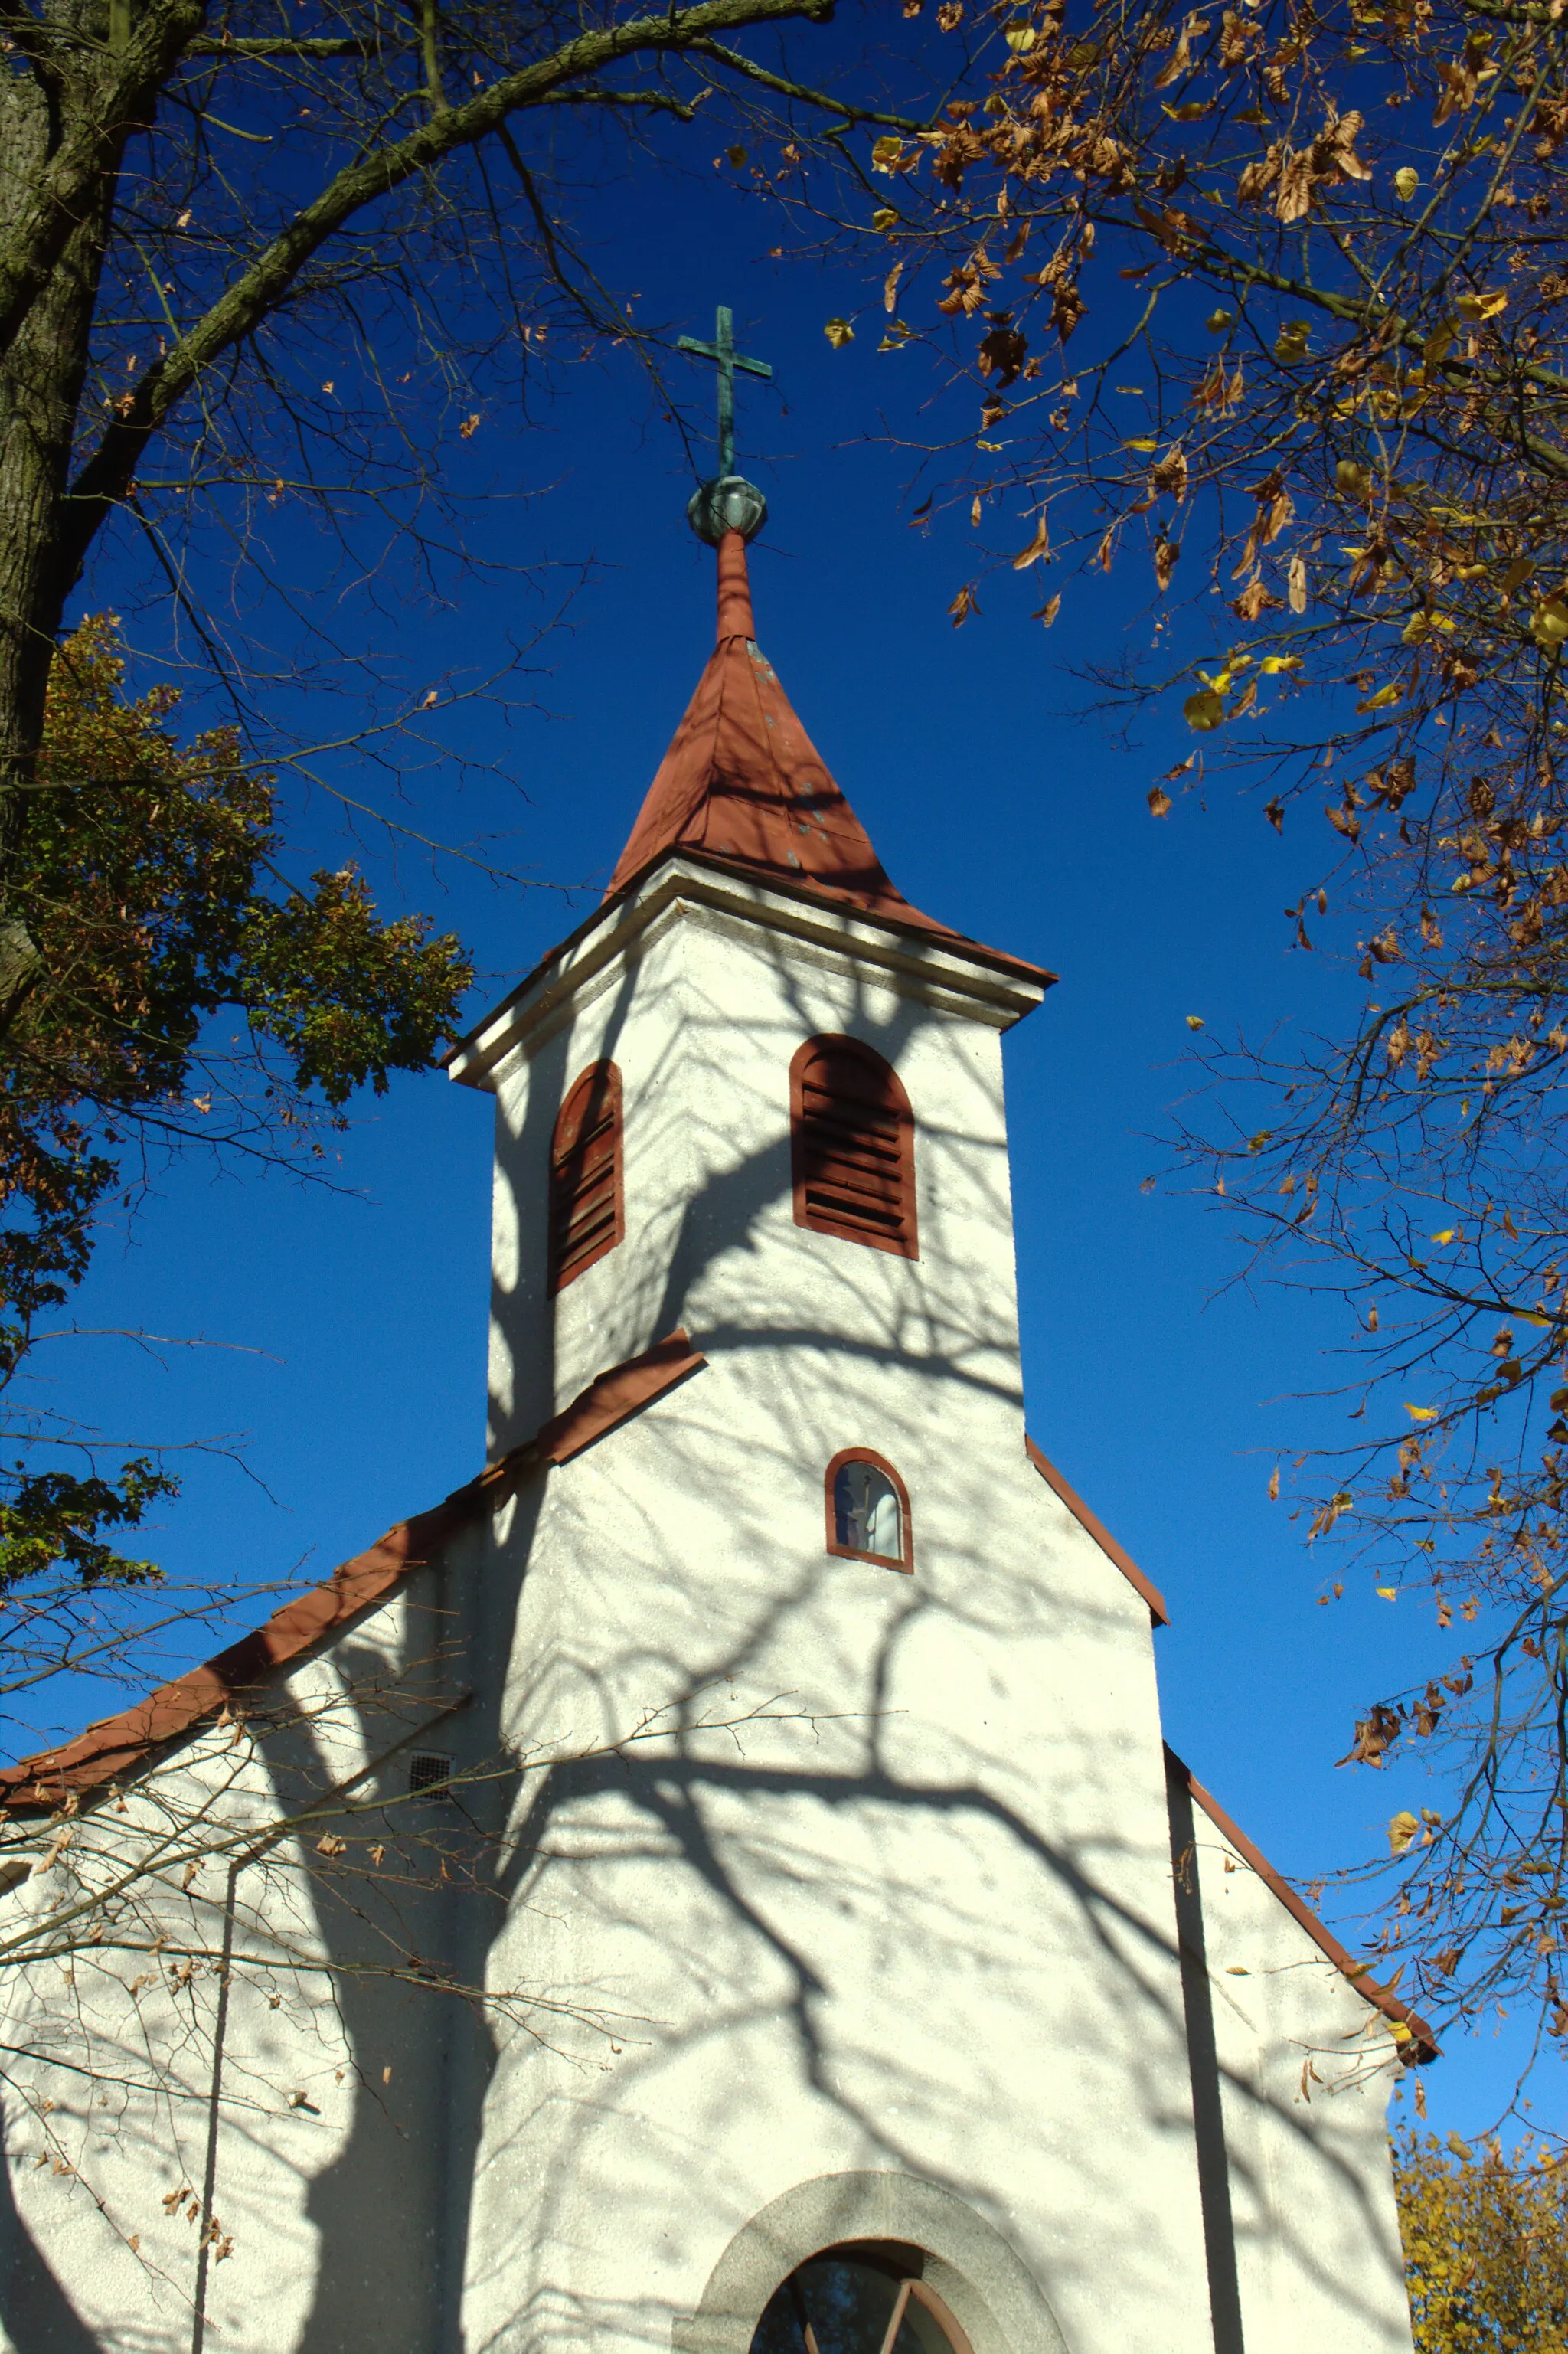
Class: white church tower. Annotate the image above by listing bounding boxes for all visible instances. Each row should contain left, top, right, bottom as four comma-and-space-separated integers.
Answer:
0, 372, 1428, 2354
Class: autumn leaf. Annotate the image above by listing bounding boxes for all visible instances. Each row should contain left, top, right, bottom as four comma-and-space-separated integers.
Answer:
1455, 289, 1508, 322
1185, 1014, 1204, 1030
1405, 1404, 1440, 1421
871, 136, 905, 172
1268, 1466, 1280, 1500
1184, 688, 1226, 730
1530, 597, 1568, 649
1012, 513, 1051, 569
1389, 1810, 1420, 1853
948, 582, 980, 626
1033, 593, 1062, 627
1357, 682, 1402, 711
1148, 785, 1173, 818
824, 318, 855, 349
1394, 165, 1419, 200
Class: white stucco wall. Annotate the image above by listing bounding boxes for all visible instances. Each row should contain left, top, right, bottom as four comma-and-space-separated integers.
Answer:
0, 1556, 482, 2354
1165, 1758, 1414, 2354
464, 869, 1215, 2354
0, 857, 1423, 2354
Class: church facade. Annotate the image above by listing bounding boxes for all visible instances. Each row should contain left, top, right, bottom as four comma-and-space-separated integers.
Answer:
0, 504, 1428, 2354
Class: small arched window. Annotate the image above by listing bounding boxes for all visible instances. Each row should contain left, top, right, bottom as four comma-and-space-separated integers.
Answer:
825, 1449, 913, 1574
790, 1035, 917, 1260
549, 1061, 624, 1295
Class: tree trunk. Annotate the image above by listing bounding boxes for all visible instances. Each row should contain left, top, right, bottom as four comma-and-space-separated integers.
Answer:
0, 31, 122, 1035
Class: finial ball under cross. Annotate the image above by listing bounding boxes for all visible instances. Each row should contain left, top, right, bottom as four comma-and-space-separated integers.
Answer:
679, 305, 772, 546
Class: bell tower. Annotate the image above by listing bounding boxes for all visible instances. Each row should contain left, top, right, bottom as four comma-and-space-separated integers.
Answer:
444, 329, 1218, 2354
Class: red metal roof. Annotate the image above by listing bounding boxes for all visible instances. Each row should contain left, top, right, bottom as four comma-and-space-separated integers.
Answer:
603, 531, 1047, 974
1026, 1437, 1170, 1627
0, 1332, 707, 1817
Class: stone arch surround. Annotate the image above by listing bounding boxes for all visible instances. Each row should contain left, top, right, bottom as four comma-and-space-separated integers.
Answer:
673, 2173, 1073, 2354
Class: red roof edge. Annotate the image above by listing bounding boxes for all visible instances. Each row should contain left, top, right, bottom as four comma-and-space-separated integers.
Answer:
1167, 1744, 1440, 2063
1026, 1437, 1170, 1627
0, 1332, 707, 1817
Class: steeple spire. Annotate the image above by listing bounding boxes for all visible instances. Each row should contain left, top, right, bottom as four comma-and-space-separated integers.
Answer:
602, 308, 1050, 981
604, 531, 979, 951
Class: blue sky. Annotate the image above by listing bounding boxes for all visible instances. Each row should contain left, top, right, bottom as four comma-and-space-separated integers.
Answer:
34, 113, 1544, 2138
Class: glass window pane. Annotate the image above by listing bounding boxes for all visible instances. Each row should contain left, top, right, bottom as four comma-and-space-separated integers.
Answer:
864, 1481, 901, 1560
892, 2291, 960, 2354
797, 2258, 903, 2354
750, 2263, 962, 2354
834, 1462, 902, 1560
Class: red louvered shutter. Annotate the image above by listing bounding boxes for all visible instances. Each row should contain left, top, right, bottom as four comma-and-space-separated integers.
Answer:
790, 1037, 917, 1260
549, 1061, 624, 1294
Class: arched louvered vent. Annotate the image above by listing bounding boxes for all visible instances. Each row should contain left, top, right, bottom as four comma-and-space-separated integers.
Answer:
549, 1061, 624, 1294
789, 1036, 917, 1260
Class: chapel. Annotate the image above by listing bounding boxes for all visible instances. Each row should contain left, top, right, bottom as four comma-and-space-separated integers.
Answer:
0, 423, 1431, 2354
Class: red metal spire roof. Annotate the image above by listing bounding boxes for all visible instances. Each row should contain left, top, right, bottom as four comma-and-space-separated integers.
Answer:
604, 531, 1020, 962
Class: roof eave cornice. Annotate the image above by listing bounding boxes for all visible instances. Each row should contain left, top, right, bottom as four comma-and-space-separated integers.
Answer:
445, 848, 1054, 1091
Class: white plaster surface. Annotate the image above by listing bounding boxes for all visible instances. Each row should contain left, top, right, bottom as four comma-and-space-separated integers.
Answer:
0, 863, 1418, 2354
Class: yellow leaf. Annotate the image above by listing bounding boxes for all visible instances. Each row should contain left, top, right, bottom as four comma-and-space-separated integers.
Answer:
1185, 1014, 1204, 1030
1357, 682, 1402, 711
1430, 1228, 1456, 1244
1122, 437, 1159, 452
1531, 596, 1568, 649
1389, 1810, 1419, 1852
1455, 289, 1508, 322
1259, 654, 1301, 675
824, 317, 855, 349
1394, 165, 1419, 200
872, 208, 897, 233
1033, 593, 1062, 628
1404, 1403, 1439, 1421
1377, 1587, 1400, 1602
1184, 688, 1226, 731
1161, 100, 1214, 119
871, 136, 905, 173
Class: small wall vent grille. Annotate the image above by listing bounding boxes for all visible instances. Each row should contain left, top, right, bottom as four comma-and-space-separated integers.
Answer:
408, 1751, 452, 1798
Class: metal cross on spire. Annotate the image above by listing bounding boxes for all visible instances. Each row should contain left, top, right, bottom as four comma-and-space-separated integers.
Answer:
678, 306, 772, 480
